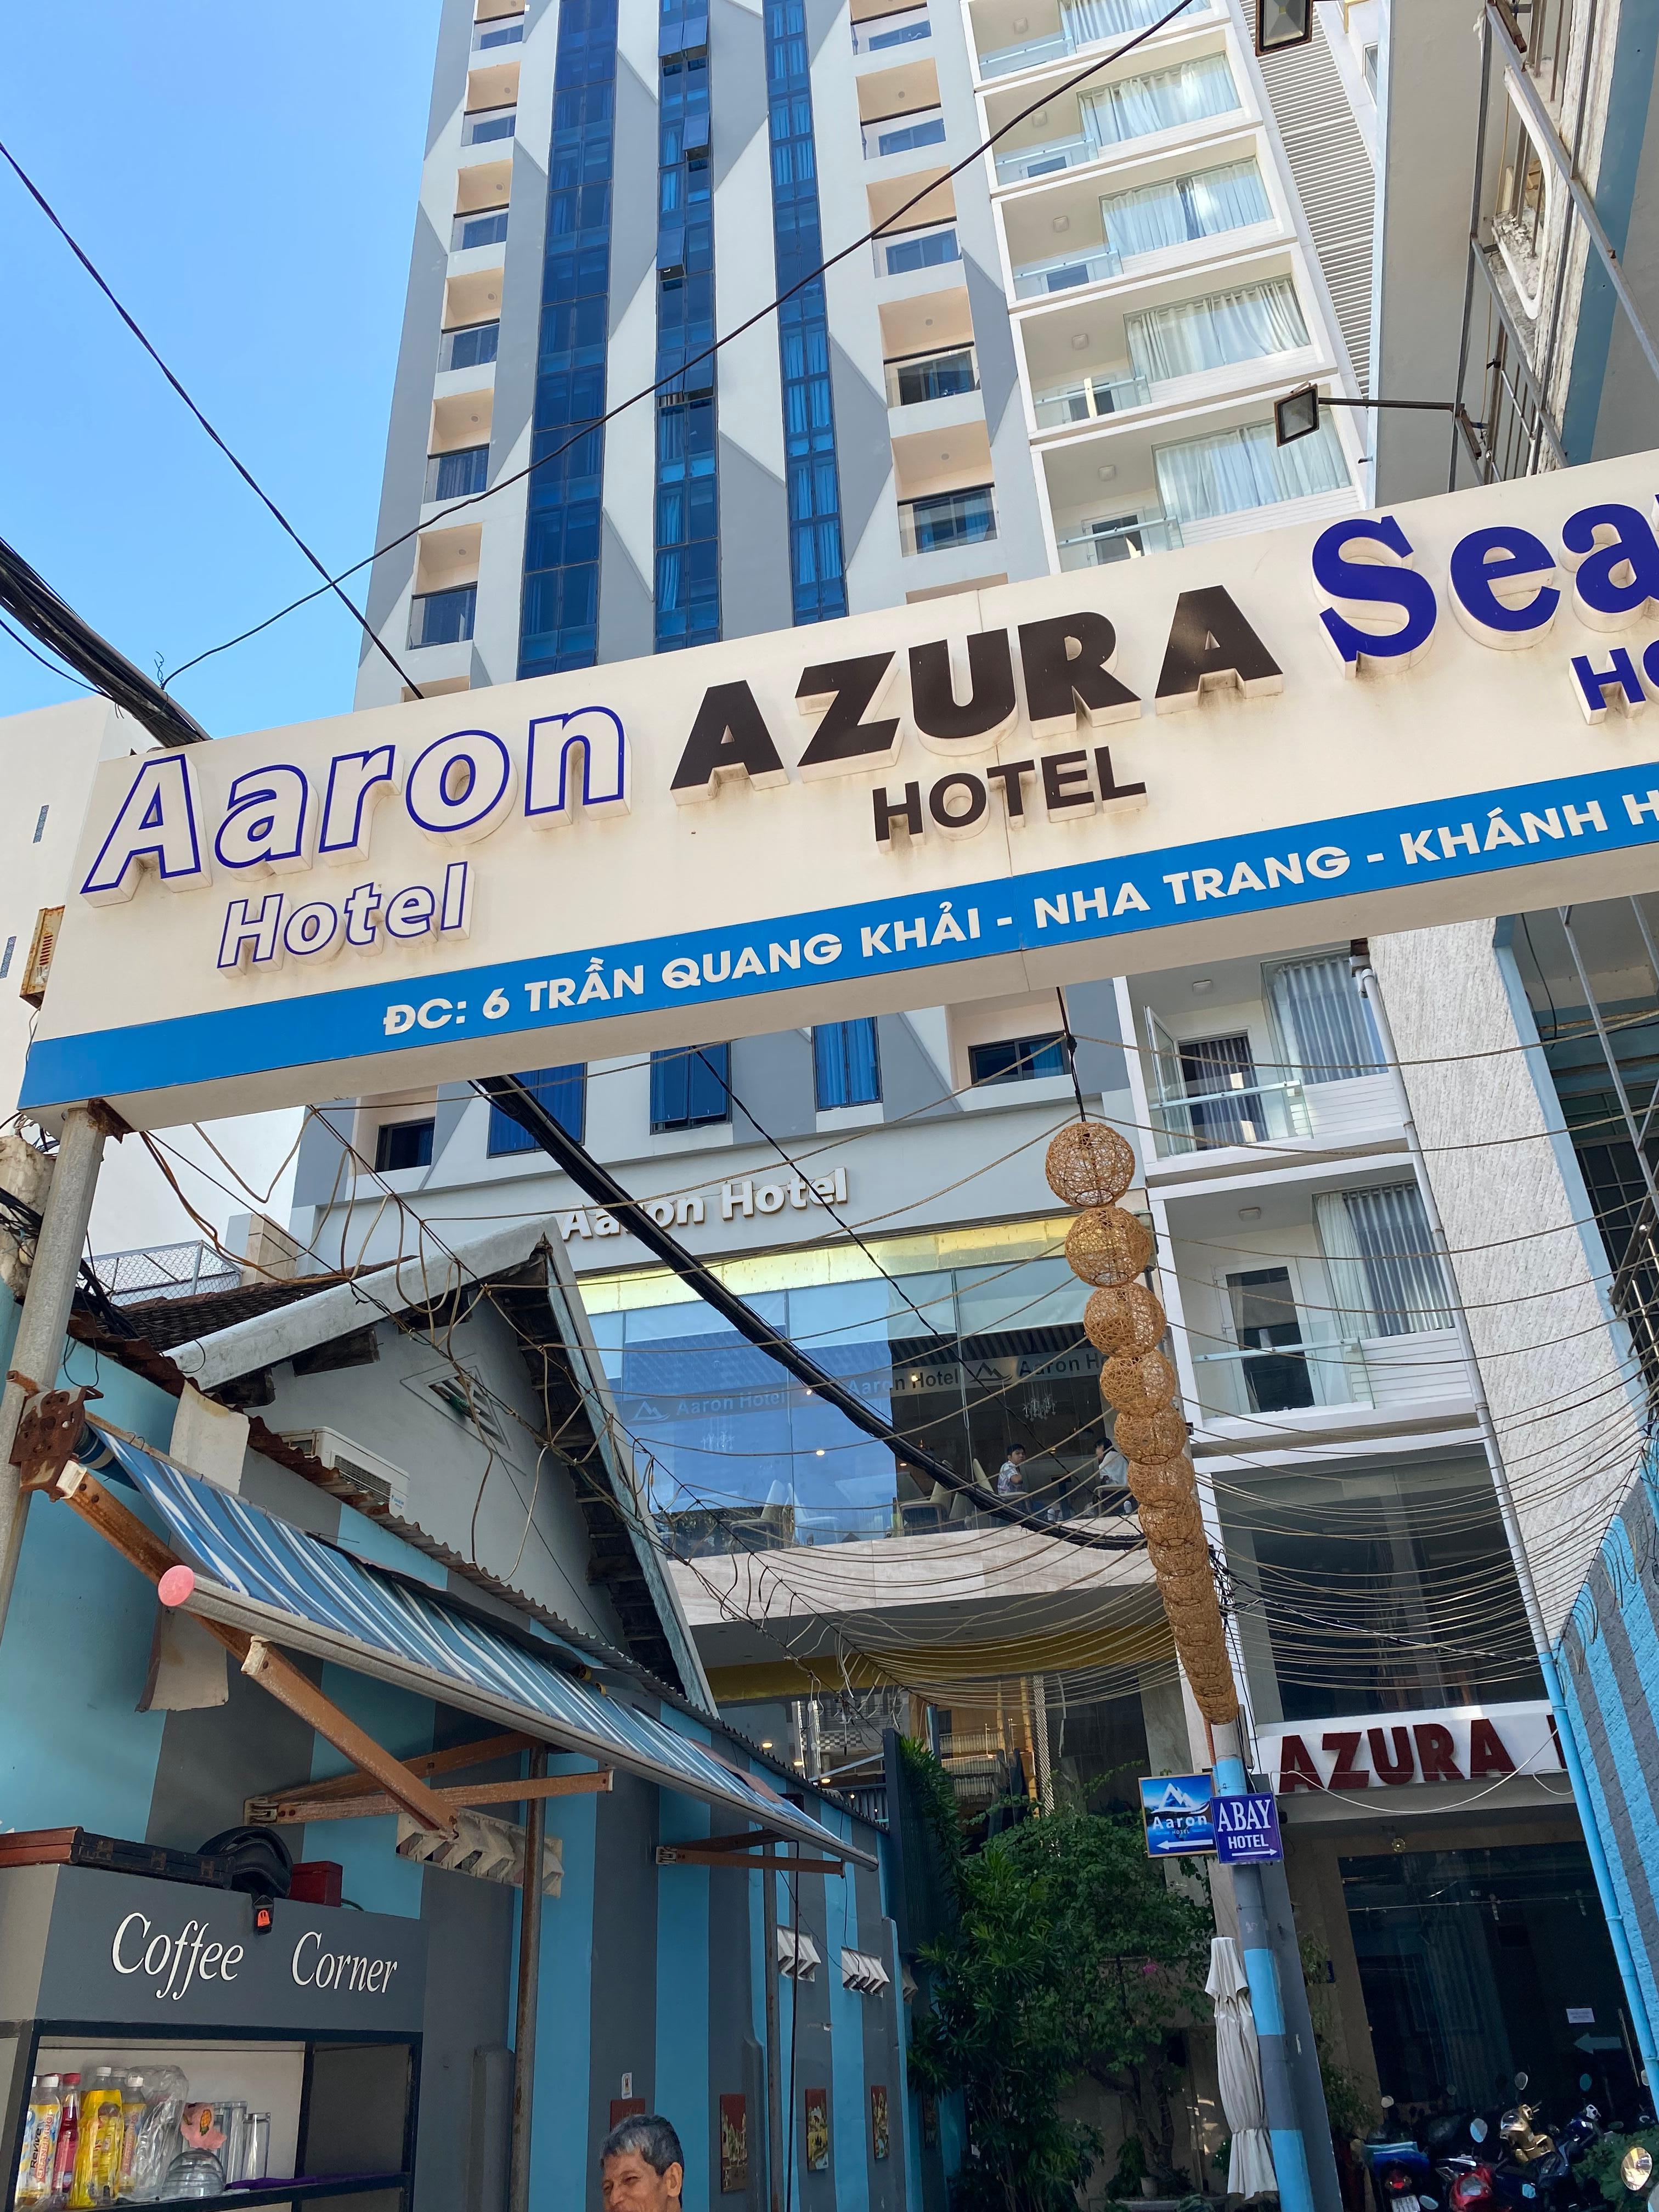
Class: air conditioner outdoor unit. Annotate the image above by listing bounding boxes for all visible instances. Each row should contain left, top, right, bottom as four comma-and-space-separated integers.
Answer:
279, 1426, 411, 1519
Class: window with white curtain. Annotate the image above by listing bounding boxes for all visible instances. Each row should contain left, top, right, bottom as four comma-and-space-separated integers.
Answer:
1124, 275, 1307, 383
1062, 0, 1204, 48
1080, 51, 1240, 145
1152, 415, 1348, 523
1315, 1184, 1453, 1338
1267, 954, 1383, 1082
1100, 157, 1272, 259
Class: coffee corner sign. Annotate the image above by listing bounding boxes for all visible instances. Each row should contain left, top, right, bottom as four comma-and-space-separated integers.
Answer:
25, 453, 1659, 1129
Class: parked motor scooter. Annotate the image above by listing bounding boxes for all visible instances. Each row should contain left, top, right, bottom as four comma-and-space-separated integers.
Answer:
1365, 2104, 1438, 2212
1487, 2077, 1602, 2212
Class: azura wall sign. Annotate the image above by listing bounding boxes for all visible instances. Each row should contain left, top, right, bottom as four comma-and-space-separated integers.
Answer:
24, 452, 1659, 1129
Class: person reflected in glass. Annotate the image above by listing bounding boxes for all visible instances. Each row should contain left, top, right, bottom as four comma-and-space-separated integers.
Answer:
996, 1446, 1027, 1497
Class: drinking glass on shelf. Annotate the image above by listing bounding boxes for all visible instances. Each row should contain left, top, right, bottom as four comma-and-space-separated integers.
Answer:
245, 2114, 270, 2182
219, 2103, 249, 2185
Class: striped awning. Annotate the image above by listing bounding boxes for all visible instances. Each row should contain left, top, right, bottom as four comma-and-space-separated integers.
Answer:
98, 1434, 868, 1866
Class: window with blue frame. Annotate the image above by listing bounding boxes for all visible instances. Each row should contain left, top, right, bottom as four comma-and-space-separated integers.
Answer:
426, 445, 490, 501
814, 1020, 882, 1110
486, 1066, 588, 1153
764, 0, 848, 624
651, 1043, 731, 1130
654, 32, 720, 651
518, 0, 618, 678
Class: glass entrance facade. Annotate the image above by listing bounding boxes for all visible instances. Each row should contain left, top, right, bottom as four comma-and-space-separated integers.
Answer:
1341, 1842, 1640, 2126
583, 1218, 1118, 1550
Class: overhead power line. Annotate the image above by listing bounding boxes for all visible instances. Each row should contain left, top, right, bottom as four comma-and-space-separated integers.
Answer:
0, 532, 211, 749
0, 137, 425, 702
475, 1073, 1144, 1555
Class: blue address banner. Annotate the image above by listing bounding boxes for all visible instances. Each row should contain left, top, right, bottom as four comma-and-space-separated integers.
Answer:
22, 751, 1659, 1114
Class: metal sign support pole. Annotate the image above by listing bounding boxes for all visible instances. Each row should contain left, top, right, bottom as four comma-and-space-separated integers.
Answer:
509, 1742, 550, 2212
0, 1102, 111, 1643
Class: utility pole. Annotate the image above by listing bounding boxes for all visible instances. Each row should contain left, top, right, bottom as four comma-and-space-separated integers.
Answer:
1212, 1720, 1341, 2212
0, 1102, 116, 1638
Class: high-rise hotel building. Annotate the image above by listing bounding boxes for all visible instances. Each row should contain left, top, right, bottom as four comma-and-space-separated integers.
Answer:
354, 0, 1377, 702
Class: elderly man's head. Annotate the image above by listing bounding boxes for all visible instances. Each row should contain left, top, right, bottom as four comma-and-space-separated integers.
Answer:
600, 2116, 685, 2212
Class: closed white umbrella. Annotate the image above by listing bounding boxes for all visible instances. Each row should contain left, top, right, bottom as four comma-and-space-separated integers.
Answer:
1206, 1935, 1278, 2199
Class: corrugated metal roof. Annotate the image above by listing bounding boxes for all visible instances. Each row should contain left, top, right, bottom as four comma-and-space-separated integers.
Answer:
102, 1432, 871, 1866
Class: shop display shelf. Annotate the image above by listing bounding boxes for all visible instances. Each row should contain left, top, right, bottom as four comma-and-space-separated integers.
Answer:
124, 2174, 411, 2209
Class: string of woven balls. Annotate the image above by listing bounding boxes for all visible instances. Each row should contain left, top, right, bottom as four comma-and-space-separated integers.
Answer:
1045, 1121, 1239, 1725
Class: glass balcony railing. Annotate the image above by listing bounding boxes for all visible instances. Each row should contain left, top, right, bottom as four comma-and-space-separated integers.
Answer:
862, 106, 947, 158
1190, 1338, 1374, 1416
1057, 516, 1183, 567
462, 105, 516, 145
978, 0, 1207, 76
441, 320, 501, 373
851, 2, 931, 49
874, 219, 961, 276
425, 445, 490, 501
473, 13, 525, 46
452, 207, 509, 252
899, 483, 997, 555
409, 583, 477, 649
1032, 368, 1148, 427
1012, 241, 1121, 296
979, 27, 1071, 75
995, 133, 1094, 182
1148, 1075, 1310, 1155
884, 343, 979, 407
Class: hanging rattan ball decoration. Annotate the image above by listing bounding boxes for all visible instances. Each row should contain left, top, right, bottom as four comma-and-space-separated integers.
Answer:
1065, 1206, 1155, 1289
1125, 1452, 1197, 1505
1113, 1406, 1188, 1463
1101, 1348, 1178, 1415
1083, 1283, 1166, 1357
1045, 1121, 1136, 1210
1139, 1495, 1204, 1547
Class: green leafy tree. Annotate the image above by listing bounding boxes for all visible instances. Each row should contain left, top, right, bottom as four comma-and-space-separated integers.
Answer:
902, 1744, 1212, 2212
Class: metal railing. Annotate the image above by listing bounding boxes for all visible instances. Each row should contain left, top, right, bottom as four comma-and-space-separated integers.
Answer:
978, 0, 1209, 77
1012, 241, 1121, 297
851, 2, 930, 49
1192, 1337, 1374, 1413
1032, 367, 1149, 426
884, 343, 979, 407
1148, 1075, 1310, 1154
94, 1240, 242, 1306
995, 132, 1094, 182
1500, 0, 1583, 117
898, 483, 997, 555
1057, 515, 1183, 568
862, 106, 946, 159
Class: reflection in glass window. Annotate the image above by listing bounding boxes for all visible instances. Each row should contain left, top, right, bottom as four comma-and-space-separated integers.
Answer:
814, 1020, 882, 1109
592, 1251, 1113, 1552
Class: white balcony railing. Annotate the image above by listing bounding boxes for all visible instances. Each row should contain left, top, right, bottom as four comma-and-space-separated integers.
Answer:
1057, 515, 1183, 568
1033, 368, 1149, 426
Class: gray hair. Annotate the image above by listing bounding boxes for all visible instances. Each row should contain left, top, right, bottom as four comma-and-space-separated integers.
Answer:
600, 2114, 684, 2179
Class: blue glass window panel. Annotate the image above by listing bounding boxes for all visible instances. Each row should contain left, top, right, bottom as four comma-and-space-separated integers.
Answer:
764, 0, 847, 625
967, 1034, 1066, 1085
409, 584, 476, 647
883, 227, 959, 274
487, 1066, 587, 1153
892, 348, 975, 403
650, 1043, 731, 1129
653, 37, 720, 648
907, 486, 995, 551
458, 209, 510, 249
466, 111, 517, 144
478, 18, 525, 44
814, 1020, 882, 1110
518, 0, 618, 677
375, 1119, 435, 1172
876, 114, 945, 154
427, 445, 490, 500
444, 321, 501, 370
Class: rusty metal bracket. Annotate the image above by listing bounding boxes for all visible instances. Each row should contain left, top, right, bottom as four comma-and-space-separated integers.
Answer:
10, 1383, 101, 1491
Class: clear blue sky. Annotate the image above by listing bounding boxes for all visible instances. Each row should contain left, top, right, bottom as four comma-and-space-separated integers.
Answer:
1, 0, 445, 738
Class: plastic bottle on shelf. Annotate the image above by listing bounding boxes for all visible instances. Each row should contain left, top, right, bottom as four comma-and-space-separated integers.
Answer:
70, 2071, 124, 2208
48, 2078, 80, 2209
15, 2076, 61, 2209
114, 2079, 147, 2204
